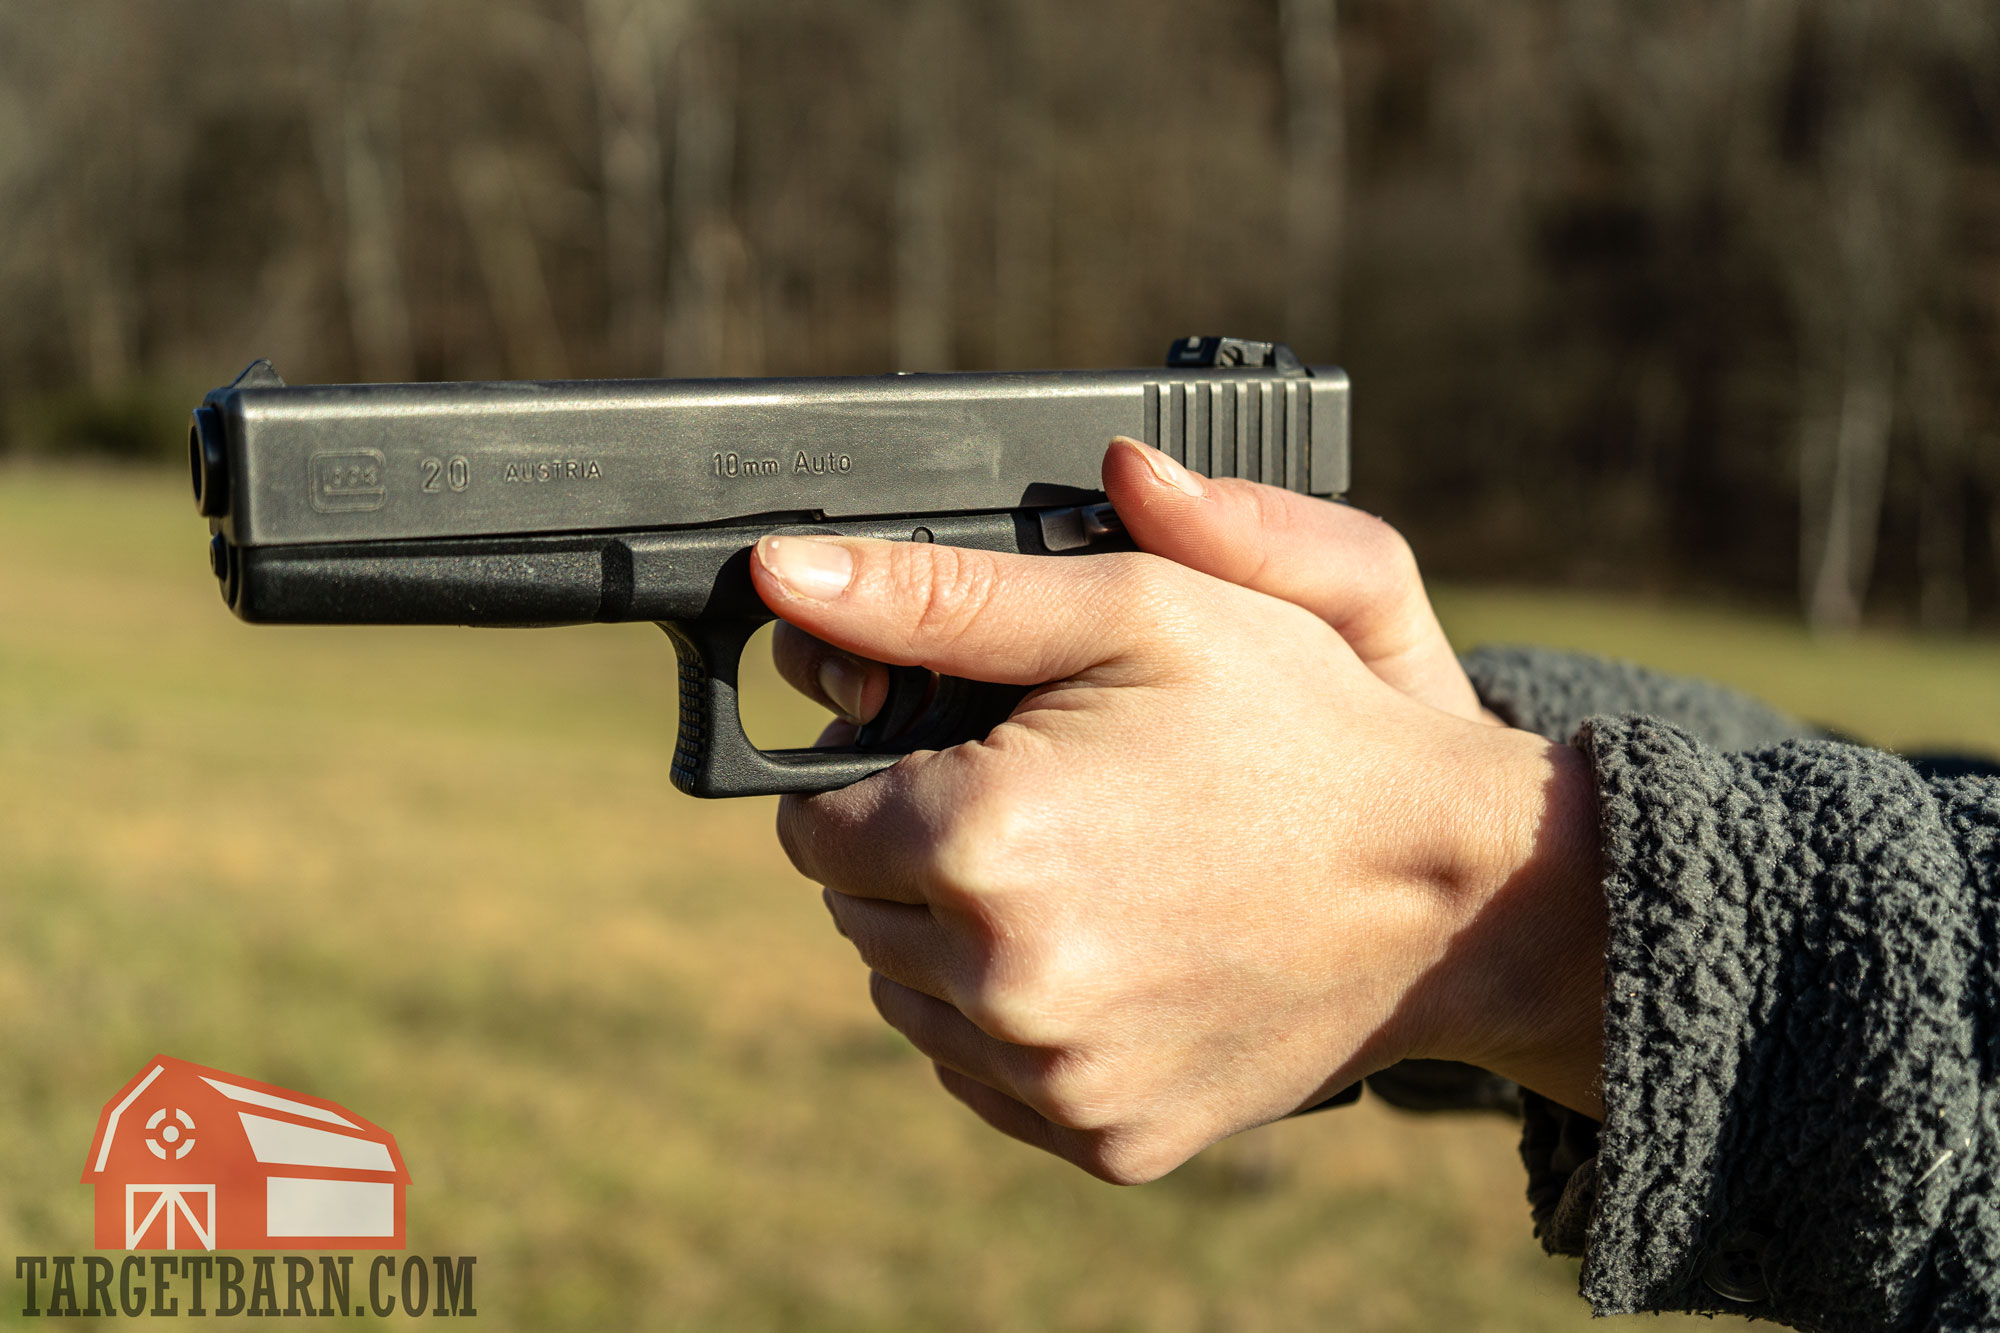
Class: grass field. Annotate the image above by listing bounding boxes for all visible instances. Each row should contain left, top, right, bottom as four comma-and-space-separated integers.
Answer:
3, 465, 1994, 1330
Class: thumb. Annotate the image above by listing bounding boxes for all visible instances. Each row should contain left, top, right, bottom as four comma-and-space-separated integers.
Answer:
1102, 436, 1488, 722
749, 532, 1161, 686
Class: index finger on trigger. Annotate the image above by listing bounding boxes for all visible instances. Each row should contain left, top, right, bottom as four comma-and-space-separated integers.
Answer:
750, 534, 1163, 687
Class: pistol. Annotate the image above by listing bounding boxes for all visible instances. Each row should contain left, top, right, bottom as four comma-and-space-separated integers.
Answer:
190, 336, 1350, 798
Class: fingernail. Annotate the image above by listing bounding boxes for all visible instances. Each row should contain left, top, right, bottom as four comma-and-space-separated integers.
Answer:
822, 887, 849, 938
818, 655, 869, 721
1133, 440, 1205, 498
760, 535, 853, 599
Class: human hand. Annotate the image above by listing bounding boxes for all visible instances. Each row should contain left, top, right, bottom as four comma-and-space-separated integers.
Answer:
776, 437, 1499, 729
751, 526, 1606, 1184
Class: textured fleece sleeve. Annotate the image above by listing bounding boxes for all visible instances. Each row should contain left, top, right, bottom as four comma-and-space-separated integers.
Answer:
1460, 644, 1823, 749
1571, 721, 2000, 1328
1463, 647, 2000, 1329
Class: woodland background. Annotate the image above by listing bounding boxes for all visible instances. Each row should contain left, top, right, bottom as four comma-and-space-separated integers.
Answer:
2, 0, 1998, 631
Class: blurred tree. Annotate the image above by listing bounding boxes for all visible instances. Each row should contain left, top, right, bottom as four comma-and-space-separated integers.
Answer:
1280, 0, 1346, 354
292, 0, 417, 384
894, 0, 956, 372
1909, 321, 1969, 632
1781, 1, 1940, 631
584, 0, 687, 376
453, 143, 573, 379
667, 25, 752, 377
989, 2, 1056, 370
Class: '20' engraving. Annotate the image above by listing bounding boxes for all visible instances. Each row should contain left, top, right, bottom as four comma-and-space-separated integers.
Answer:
420, 456, 471, 494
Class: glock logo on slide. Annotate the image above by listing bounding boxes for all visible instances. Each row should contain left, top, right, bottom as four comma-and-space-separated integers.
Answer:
309, 450, 388, 512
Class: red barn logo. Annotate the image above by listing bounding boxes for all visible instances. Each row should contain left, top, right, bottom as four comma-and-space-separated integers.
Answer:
80, 1056, 409, 1250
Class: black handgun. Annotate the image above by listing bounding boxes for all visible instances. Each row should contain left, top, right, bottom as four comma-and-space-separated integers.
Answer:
190, 336, 1349, 798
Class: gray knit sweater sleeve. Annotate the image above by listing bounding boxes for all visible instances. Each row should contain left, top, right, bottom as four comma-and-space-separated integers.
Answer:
1459, 644, 1824, 749
1459, 646, 2000, 1330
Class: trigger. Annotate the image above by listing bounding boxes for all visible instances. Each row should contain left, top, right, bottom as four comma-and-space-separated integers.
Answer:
852, 672, 1029, 755
854, 665, 940, 747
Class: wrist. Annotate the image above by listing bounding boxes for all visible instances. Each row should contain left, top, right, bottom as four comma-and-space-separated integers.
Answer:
1416, 729, 1608, 1117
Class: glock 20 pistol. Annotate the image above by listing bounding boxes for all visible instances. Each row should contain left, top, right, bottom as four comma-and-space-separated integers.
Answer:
190, 336, 1349, 798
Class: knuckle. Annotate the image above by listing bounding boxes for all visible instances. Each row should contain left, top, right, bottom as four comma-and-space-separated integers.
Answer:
1217, 481, 1303, 587
1077, 1134, 1183, 1187
895, 543, 999, 654
868, 968, 931, 1036
921, 772, 1041, 907
773, 786, 873, 887
867, 966, 898, 1014
1245, 479, 1304, 541
1100, 555, 1198, 643
958, 978, 1057, 1047
1356, 512, 1421, 588
1028, 1055, 1119, 1132
1108, 552, 1177, 605
926, 811, 1016, 906
773, 797, 818, 875
957, 937, 1087, 1047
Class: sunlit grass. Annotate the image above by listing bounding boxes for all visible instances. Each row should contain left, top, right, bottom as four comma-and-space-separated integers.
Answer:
1434, 586, 2000, 755
12, 464, 1988, 1329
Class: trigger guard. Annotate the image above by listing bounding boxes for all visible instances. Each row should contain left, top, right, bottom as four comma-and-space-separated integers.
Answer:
661, 614, 1030, 797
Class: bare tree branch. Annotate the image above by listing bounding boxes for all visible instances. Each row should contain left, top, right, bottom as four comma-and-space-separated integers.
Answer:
895, 1, 955, 372
1280, 0, 1345, 354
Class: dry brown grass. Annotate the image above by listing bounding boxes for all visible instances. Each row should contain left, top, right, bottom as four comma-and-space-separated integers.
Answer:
10, 466, 1990, 1328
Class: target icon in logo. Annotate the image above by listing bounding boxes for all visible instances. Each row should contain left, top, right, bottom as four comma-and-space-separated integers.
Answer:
144, 1108, 195, 1161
